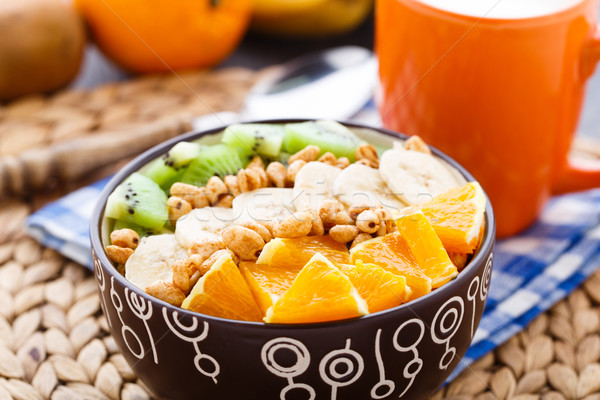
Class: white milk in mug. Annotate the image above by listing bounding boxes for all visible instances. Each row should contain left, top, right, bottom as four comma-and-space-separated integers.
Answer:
414, 0, 583, 18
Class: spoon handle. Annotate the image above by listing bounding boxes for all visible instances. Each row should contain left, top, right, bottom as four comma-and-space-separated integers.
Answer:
192, 112, 241, 131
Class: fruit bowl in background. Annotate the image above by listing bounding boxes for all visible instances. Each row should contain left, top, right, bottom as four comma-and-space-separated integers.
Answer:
251, 0, 374, 38
90, 120, 495, 400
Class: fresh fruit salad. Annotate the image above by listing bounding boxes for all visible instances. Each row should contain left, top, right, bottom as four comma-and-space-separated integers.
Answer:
103, 120, 486, 323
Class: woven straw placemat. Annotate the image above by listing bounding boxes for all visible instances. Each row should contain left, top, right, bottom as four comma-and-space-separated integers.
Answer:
0, 66, 257, 206
1, 67, 600, 400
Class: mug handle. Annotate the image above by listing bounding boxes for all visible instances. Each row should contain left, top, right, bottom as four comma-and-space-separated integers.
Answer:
552, 28, 600, 194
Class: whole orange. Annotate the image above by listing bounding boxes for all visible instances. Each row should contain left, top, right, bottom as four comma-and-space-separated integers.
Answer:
76, 0, 252, 73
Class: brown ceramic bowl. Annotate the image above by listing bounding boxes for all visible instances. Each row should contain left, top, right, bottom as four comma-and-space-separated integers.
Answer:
90, 120, 495, 400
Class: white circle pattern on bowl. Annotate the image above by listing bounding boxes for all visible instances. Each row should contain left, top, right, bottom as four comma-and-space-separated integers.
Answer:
162, 308, 221, 383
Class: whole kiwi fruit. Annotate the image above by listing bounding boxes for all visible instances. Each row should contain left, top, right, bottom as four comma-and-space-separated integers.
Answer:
0, 0, 86, 102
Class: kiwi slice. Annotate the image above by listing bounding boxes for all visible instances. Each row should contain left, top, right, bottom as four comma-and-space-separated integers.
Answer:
221, 123, 284, 158
282, 120, 365, 161
163, 141, 203, 168
140, 158, 183, 190
105, 172, 168, 230
139, 141, 203, 190
179, 143, 245, 187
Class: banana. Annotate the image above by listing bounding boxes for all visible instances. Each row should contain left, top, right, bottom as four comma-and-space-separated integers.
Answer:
333, 163, 406, 213
175, 207, 234, 249
125, 234, 188, 291
251, 0, 373, 38
233, 188, 296, 225
253, 0, 323, 15
292, 161, 342, 211
379, 148, 461, 207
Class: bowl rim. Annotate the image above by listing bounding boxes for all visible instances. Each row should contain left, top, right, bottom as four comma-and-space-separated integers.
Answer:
90, 118, 496, 329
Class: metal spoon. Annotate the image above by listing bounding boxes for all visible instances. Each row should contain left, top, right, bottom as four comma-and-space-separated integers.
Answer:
193, 46, 377, 130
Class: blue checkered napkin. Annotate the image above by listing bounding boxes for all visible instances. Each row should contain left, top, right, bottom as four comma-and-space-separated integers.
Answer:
450, 188, 600, 380
25, 179, 600, 382
25, 177, 111, 268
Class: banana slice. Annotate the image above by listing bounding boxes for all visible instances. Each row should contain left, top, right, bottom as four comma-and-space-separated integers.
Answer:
379, 148, 461, 206
293, 161, 342, 210
125, 234, 188, 291
175, 207, 234, 249
333, 163, 406, 212
233, 188, 296, 224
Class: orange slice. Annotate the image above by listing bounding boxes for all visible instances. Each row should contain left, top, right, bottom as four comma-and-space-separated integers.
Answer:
420, 181, 486, 254
182, 253, 263, 322
395, 208, 458, 288
350, 233, 432, 299
240, 261, 297, 315
264, 253, 368, 324
257, 235, 350, 270
448, 251, 469, 271
340, 261, 412, 313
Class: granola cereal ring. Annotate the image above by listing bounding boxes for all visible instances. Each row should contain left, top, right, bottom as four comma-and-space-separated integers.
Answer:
404, 135, 431, 154
317, 152, 337, 166
170, 182, 197, 204
348, 204, 371, 221
172, 259, 193, 293
351, 233, 373, 249
259, 220, 275, 236
206, 176, 229, 204
310, 215, 325, 236
221, 226, 265, 260
256, 167, 269, 188
286, 159, 307, 184
199, 249, 238, 275
106, 245, 134, 265
145, 280, 186, 306
319, 199, 350, 229
288, 145, 320, 164
247, 156, 265, 171
188, 253, 205, 270
239, 221, 272, 243
356, 209, 381, 234
170, 182, 210, 208
329, 224, 360, 244
302, 208, 324, 236
222, 175, 240, 197
266, 161, 287, 188
167, 196, 193, 223
173, 255, 206, 292
187, 237, 225, 260
374, 207, 396, 233
355, 159, 377, 168
335, 157, 350, 169
273, 211, 312, 238
355, 144, 379, 168
110, 228, 139, 250
247, 156, 269, 187
214, 194, 234, 208
238, 168, 263, 193
236, 169, 252, 193
191, 188, 210, 208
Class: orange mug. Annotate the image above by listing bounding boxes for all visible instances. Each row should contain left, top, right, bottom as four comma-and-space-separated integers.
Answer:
376, 0, 600, 237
